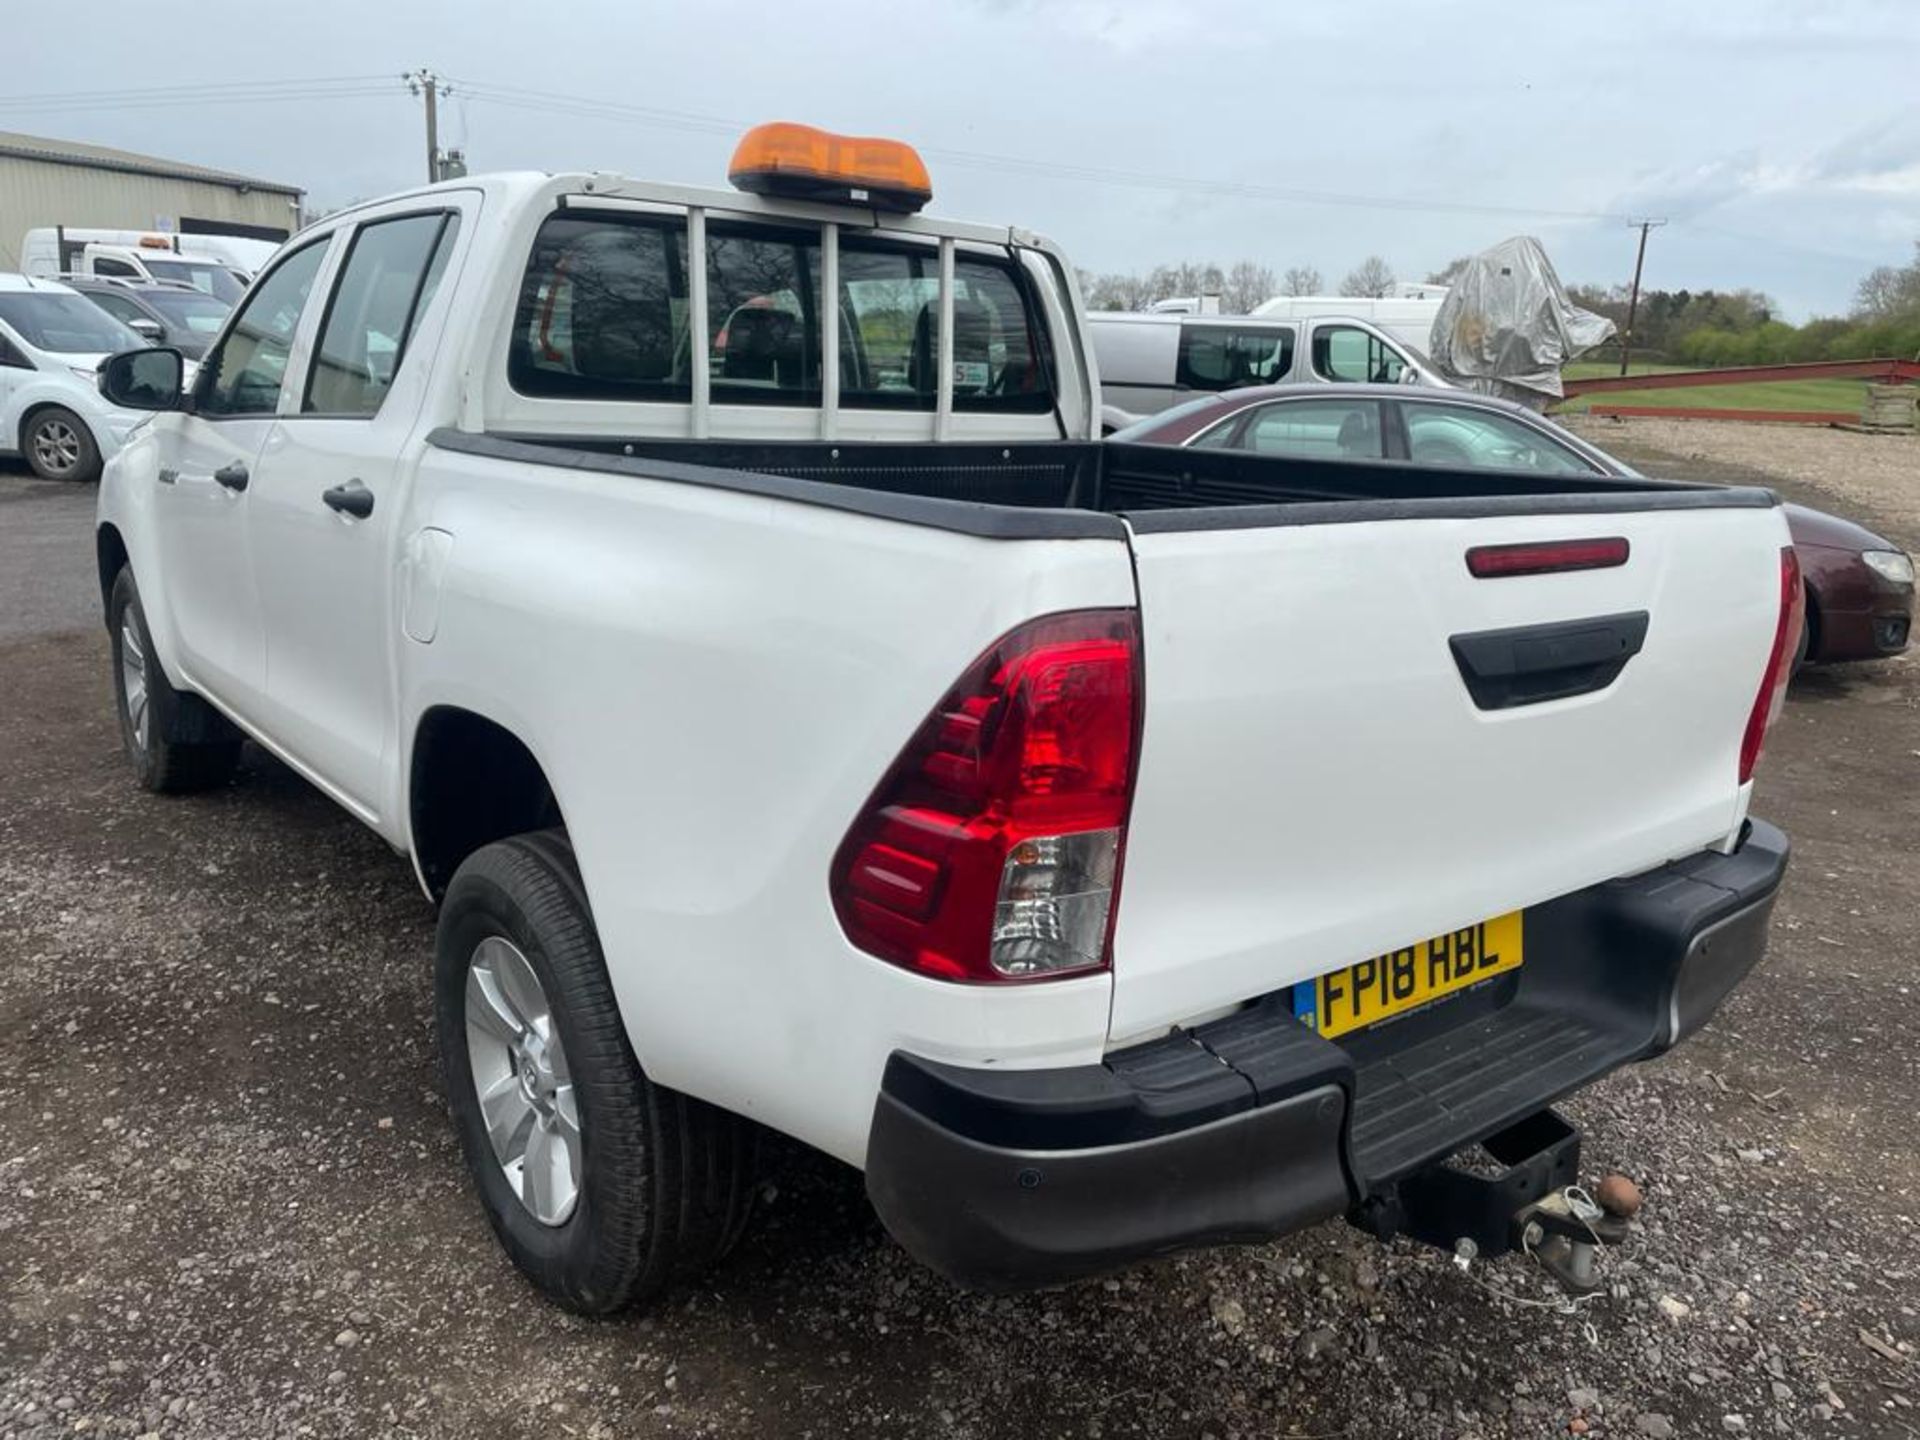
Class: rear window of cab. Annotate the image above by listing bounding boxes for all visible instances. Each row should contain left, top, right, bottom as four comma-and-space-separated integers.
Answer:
508, 211, 1056, 412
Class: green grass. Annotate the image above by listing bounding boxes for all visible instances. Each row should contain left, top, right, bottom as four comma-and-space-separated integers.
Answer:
1561, 360, 1693, 381
1556, 377, 1870, 415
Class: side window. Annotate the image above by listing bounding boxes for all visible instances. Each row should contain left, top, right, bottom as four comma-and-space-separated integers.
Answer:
508, 214, 689, 400
1402, 403, 1599, 474
0, 331, 30, 369
1311, 325, 1407, 384
1176, 325, 1295, 391
304, 213, 458, 417
92, 256, 139, 278
1236, 399, 1384, 460
197, 239, 329, 417
706, 226, 817, 401
87, 292, 147, 327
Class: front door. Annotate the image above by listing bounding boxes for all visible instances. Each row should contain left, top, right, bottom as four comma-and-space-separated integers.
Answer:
150, 237, 332, 716
245, 205, 465, 818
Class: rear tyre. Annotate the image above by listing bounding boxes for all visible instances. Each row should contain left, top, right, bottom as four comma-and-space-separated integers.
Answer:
108, 568, 242, 793
436, 830, 755, 1314
23, 407, 101, 483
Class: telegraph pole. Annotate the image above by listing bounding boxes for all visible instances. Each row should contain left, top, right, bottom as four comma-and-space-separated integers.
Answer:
1619, 217, 1666, 377
404, 68, 450, 183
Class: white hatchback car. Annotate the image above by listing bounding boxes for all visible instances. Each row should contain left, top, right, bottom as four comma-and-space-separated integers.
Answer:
0, 273, 154, 481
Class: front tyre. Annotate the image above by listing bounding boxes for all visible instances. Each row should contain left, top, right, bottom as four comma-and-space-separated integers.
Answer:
108, 568, 241, 793
24, 407, 101, 483
435, 831, 755, 1314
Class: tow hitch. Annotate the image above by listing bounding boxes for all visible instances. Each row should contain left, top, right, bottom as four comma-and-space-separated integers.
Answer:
1356, 1109, 1637, 1294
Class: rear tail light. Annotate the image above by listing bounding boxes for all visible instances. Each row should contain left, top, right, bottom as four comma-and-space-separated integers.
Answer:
831, 610, 1141, 982
1738, 545, 1804, 785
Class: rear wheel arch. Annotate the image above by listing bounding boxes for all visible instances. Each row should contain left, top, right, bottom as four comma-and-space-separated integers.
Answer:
409, 705, 565, 902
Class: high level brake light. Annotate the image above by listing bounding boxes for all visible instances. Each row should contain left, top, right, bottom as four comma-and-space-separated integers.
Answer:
1466, 537, 1630, 578
1738, 545, 1804, 785
831, 611, 1141, 983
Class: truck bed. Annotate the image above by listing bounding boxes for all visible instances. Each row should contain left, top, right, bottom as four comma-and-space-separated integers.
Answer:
431, 431, 1775, 535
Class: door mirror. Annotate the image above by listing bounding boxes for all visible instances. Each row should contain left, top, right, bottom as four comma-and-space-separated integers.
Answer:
128, 316, 165, 341
99, 348, 184, 411
1399, 365, 1424, 385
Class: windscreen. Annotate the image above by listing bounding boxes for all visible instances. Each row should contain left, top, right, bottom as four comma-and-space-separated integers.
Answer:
0, 293, 142, 354
143, 259, 246, 304
141, 288, 232, 334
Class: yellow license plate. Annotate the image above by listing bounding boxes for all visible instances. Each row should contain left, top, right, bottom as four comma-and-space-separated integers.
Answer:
1299, 912, 1524, 1039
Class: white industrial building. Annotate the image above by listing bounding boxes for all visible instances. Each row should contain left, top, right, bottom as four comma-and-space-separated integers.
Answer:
0, 130, 303, 268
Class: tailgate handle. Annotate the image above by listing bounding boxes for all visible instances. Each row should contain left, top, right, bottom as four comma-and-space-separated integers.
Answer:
1449, 611, 1649, 711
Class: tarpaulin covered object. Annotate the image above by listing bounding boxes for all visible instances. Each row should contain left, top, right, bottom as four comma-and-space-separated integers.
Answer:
1427, 237, 1615, 407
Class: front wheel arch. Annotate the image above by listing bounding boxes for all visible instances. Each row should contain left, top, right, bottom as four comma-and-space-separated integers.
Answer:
96, 523, 130, 627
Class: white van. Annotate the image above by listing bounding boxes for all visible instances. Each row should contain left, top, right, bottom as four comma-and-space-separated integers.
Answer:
1090, 311, 1445, 430
1249, 293, 1445, 354
19, 228, 259, 303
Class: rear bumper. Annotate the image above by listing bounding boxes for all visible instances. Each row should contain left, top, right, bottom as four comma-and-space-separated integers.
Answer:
865, 819, 1789, 1290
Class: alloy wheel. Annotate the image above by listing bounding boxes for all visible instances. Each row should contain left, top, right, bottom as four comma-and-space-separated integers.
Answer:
464, 936, 581, 1226
31, 417, 82, 477
119, 615, 149, 750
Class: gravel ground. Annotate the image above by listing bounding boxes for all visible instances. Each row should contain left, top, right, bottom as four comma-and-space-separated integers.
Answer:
2, 437, 1917, 1440
1564, 416, 1920, 543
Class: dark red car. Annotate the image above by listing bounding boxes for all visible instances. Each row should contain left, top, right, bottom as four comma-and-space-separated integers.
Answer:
1113, 384, 1914, 667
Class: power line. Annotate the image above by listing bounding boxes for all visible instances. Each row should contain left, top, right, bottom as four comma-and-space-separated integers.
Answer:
447, 78, 1631, 226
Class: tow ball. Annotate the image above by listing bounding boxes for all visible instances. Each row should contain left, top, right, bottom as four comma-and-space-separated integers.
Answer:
1357, 1108, 1641, 1295
1511, 1182, 1635, 1292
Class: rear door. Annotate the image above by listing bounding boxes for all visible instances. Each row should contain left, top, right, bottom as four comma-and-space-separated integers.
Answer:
1108, 499, 1788, 1040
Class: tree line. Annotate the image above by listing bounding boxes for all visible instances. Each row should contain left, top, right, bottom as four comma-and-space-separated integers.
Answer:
1077, 256, 1403, 312
1570, 242, 1920, 367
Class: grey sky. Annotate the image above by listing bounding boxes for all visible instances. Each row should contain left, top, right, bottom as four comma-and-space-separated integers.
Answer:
12, 0, 1920, 318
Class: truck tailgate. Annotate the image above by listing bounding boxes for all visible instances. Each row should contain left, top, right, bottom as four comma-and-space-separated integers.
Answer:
1109, 500, 1788, 1041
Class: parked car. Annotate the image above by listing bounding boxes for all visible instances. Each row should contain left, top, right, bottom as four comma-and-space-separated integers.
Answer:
65, 276, 231, 360
1113, 384, 1912, 667
1089, 311, 1444, 432
94, 131, 1796, 1312
0, 274, 154, 481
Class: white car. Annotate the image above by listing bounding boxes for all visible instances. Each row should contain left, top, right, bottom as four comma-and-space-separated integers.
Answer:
94, 130, 1797, 1310
0, 273, 154, 481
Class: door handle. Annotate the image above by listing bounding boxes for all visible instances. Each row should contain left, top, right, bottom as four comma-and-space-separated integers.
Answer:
213, 462, 249, 492
157, 467, 178, 485
322, 479, 375, 520
1449, 611, 1650, 711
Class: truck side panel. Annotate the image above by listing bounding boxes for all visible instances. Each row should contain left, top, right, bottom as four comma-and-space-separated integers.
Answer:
398, 446, 1139, 1166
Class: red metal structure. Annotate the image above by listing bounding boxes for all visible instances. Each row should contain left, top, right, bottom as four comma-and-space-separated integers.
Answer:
1560, 356, 1920, 425
1564, 357, 1920, 397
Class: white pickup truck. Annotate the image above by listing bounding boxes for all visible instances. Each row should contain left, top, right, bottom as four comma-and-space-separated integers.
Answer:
94, 127, 1799, 1312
